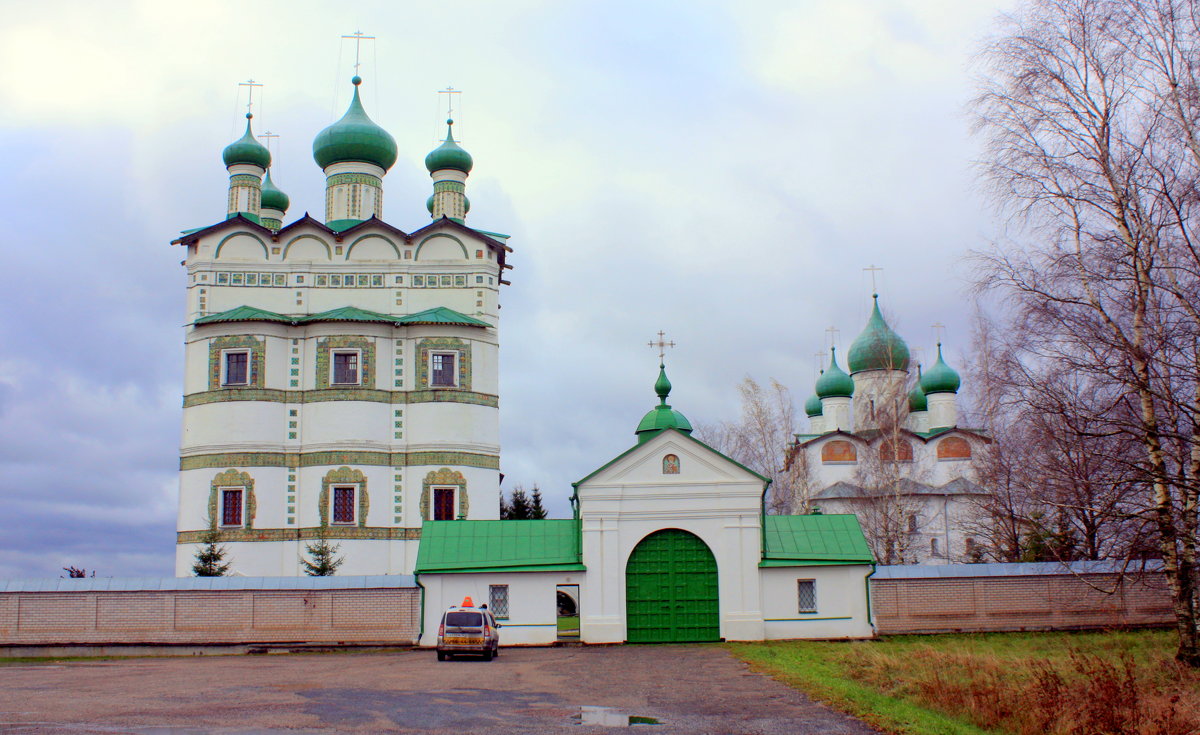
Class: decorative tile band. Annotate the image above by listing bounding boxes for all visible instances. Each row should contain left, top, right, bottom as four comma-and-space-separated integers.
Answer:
180, 450, 500, 471
176, 526, 423, 544
327, 172, 383, 188
182, 388, 498, 408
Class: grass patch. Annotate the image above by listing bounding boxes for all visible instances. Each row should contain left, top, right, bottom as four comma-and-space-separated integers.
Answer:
728, 630, 1199, 735
557, 615, 580, 634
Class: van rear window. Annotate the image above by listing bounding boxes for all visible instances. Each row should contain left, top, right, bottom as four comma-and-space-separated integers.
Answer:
445, 612, 484, 627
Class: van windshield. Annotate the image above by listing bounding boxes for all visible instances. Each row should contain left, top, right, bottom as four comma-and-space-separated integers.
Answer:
445, 612, 484, 628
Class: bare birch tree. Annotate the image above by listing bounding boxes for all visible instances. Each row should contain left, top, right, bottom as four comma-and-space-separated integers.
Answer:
974, 0, 1200, 664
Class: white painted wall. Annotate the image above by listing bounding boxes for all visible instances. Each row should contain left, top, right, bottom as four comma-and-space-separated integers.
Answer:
417, 571, 580, 647
759, 565, 875, 639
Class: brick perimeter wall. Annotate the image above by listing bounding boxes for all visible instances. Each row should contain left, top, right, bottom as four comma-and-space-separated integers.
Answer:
872, 572, 1175, 634
0, 588, 420, 646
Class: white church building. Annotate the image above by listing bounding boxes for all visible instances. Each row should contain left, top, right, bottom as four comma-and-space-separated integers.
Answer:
169, 70, 877, 642
788, 296, 991, 565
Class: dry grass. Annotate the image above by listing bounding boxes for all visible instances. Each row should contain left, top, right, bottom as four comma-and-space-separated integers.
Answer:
730, 630, 1200, 735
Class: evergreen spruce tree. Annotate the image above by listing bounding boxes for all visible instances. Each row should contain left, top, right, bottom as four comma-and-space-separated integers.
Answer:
506, 486, 532, 520
529, 485, 548, 519
192, 519, 231, 577
499, 489, 512, 519
301, 522, 345, 576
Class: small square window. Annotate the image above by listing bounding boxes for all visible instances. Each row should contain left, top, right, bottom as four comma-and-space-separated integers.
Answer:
489, 584, 510, 619
332, 486, 356, 524
476, 275, 483, 283
220, 488, 244, 527
332, 351, 360, 385
797, 579, 817, 614
431, 352, 456, 387
223, 350, 250, 386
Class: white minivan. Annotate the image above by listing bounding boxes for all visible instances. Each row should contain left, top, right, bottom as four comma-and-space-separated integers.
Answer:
436, 601, 500, 661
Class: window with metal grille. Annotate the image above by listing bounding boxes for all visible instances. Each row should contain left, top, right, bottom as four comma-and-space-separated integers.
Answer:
431, 352, 456, 387
221, 488, 243, 526
489, 584, 509, 619
797, 579, 817, 614
224, 351, 249, 386
332, 486, 356, 524
332, 351, 359, 385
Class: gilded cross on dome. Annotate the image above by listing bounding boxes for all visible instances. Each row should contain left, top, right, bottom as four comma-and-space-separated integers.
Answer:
648, 331, 676, 363
238, 79, 263, 116
863, 264, 883, 294
341, 30, 376, 76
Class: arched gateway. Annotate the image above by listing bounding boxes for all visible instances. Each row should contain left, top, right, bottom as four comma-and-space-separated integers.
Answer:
625, 528, 719, 642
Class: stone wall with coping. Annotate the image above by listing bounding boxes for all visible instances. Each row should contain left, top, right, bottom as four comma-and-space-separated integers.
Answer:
871, 561, 1174, 634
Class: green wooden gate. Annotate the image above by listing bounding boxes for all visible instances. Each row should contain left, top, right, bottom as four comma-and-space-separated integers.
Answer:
625, 528, 719, 643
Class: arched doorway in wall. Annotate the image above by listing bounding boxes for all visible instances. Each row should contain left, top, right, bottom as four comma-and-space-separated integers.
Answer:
625, 528, 719, 643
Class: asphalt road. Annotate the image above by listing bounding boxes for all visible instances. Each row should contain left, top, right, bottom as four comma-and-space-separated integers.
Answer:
0, 645, 879, 734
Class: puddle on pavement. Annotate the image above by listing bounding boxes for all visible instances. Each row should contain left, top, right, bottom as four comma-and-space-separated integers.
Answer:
578, 705, 660, 727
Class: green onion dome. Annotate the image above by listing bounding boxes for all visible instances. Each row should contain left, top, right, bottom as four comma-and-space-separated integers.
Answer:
920, 343, 961, 394
424, 119, 474, 174
815, 347, 855, 398
909, 383, 928, 412
312, 76, 398, 172
260, 170, 289, 212
635, 364, 693, 443
848, 295, 910, 373
805, 392, 824, 417
222, 113, 271, 169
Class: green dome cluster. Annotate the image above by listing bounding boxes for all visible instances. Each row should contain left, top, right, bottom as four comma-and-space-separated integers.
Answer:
815, 348, 854, 398
312, 77, 398, 172
260, 170, 289, 212
222, 114, 271, 169
804, 393, 824, 417
635, 365, 693, 443
848, 295, 910, 373
920, 344, 961, 394
425, 119, 474, 174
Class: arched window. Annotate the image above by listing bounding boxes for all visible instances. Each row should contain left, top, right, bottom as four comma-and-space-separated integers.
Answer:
936, 436, 972, 460
821, 440, 857, 464
663, 454, 680, 474
879, 437, 913, 462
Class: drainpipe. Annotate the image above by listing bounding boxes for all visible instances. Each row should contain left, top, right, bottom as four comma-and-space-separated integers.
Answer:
865, 563, 877, 630
414, 574, 427, 646
570, 482, 581, 562
759, 479, 773, 561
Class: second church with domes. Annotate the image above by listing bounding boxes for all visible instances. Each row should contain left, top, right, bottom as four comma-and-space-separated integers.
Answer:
171, 74, 511, 576
788, 295, 991, 565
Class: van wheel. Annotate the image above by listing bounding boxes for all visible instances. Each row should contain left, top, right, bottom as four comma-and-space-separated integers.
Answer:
483, 649, 494, 661
493, 647, 499, 658
437, 651, 446, 661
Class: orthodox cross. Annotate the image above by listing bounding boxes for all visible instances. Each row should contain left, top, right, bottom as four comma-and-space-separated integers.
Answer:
238, 79, 263, 116
825, 326, 840, 350
863, 264, 883, 294
257, 130, 279, 155
438, 86, 462, 119
341, 30, 376, 75
648, 331, 676, 363
932, 322, 946, 344
813, 350, 827, 379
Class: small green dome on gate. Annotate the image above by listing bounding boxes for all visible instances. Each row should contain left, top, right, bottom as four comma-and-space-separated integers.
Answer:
848, 295, 910, 373
425, 119, 474, 174
805, 392, 824, 417
920, 343, 961, 395
260, 170, 289, 212
635, 364, 693, 443
222, 114, 271, 169
815, 347, 855, 399
312, 76, 398, 171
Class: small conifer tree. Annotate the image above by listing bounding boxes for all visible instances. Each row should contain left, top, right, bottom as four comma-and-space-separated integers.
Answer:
301, 522, 345, 576
192, 517, 231, 577
505, 486, 532, 519
529, 485, 548, 519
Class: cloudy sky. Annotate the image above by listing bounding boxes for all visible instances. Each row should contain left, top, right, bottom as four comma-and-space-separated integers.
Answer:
0, 0, 1012, 578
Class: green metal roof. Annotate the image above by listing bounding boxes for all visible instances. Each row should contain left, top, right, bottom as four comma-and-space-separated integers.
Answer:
848, 295, 910, 373
222, 114, 271, 169
424, 119, 474, 174
395, 306, 489, 327
193, 305, 489, 328
312, 76, 398, 172
815, 347, 854, 398
194, 305, 290, 325
920, 343, 961, 394
414, 520, 584, 574
760, 514, 874, 566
